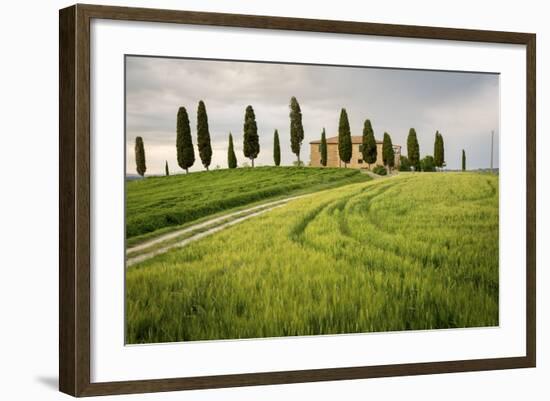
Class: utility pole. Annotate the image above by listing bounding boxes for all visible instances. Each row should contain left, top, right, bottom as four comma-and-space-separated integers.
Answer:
490, 130, 494, 173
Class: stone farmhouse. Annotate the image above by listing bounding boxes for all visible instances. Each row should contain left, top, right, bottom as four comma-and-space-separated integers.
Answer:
309, 136, 401, 169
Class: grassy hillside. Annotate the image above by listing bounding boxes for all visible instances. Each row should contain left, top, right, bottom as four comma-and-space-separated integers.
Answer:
126, 173, 499, 343
126, 166, 369, 240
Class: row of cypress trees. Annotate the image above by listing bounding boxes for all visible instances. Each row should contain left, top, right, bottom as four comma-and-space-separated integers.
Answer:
225, 97, 304, 169
318, 109, 397, 171
136, 97, 307, 176
227, 127, 284, 169
406, 128, 446, 171
406, 131, 466, 172
135, 98, 457, 176
176, 101, 212, 173
317, 112, 448, 173
136, 100, 214, 177
177, 97, 306, 172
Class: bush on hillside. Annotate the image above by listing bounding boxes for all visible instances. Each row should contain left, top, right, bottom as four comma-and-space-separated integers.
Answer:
372, 165, 387, 176
421, 155, 436, 172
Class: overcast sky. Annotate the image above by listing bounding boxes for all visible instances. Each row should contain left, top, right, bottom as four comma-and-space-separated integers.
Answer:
126, 56, 499, 175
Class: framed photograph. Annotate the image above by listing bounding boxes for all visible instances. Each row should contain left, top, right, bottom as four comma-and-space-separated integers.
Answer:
59, 4, 536, 397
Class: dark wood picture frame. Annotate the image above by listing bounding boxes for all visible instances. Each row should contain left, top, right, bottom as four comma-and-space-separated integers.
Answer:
59, 3, 536, 397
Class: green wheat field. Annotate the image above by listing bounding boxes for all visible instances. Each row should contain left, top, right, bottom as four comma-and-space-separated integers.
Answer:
126, 167, 369, 245
126, 171, 499, 344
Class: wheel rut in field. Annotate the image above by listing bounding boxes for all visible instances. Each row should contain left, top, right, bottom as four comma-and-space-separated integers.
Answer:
291, 176, 452, 270
289, 181, 396, 253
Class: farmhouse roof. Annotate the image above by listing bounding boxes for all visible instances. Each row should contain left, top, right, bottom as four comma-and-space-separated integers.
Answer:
310, 136, 401, 147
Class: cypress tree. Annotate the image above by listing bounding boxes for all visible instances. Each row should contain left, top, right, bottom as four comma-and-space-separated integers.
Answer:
197, 100, 212, 171
338, 108, 352, 167
243, 105, 260, 167
320, 128, 328, 167
289, 97, 304, 165
362, 119, 377, 169
407, 128, 420, 171
134, 136, 146, 177
434, 131, 439, 166
273, 129, 281, 166
382, 132, 395, 172
462, 149, 466, 171
434, 131, 445, 170
165, 160, 169, 176
440, 133, 445, 169
433, 132, 440, 171
176, 106, 194, 173
227, 133, 237, 169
